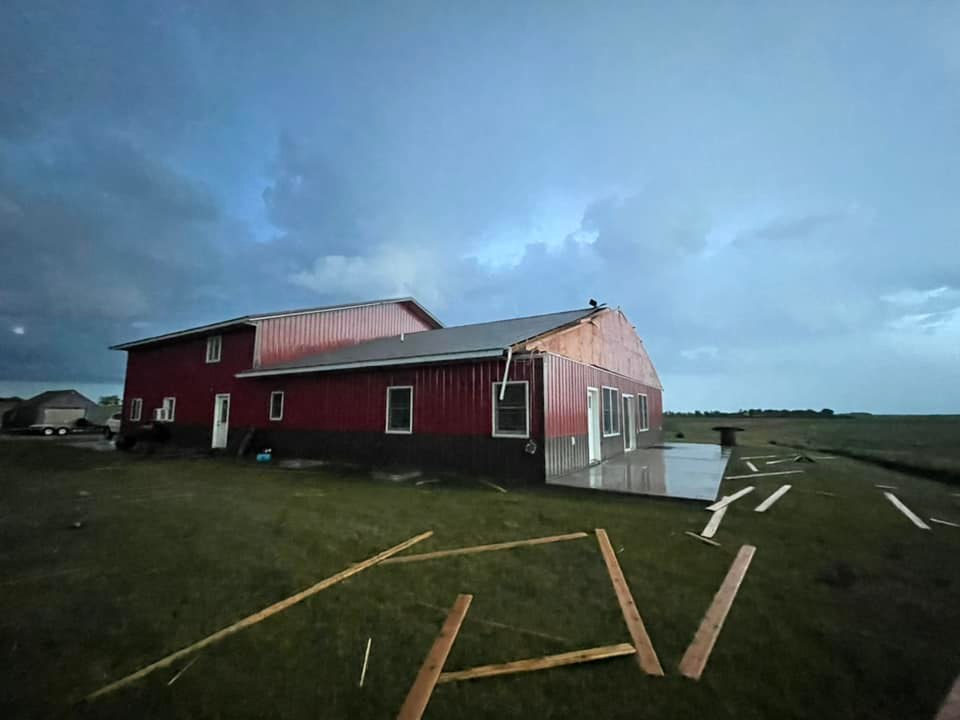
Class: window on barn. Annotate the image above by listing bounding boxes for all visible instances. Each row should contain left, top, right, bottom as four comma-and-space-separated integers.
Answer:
162, 397, 176, 422
492, 381, 529, 438
638, 394, 649, 431
602, 386, 620, 436
206, 335, 222, 363
385, 386, 413, 434
269, 391, 284, 421
130, 398, 142, 421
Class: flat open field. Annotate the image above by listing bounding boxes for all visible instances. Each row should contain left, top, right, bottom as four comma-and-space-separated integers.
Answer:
2, 422, 960, 719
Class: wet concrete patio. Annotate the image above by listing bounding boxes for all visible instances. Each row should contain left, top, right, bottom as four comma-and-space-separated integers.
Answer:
546, 442, 732, 502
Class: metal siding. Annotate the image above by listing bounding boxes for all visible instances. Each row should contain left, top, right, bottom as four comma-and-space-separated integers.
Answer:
255, 302, 435, 367
543, 353, 663, 477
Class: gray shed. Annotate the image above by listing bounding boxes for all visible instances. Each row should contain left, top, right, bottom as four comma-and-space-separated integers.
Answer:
3, 390, 99, 432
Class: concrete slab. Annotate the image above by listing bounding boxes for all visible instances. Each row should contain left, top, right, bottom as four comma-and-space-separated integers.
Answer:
546, 443, 731, 502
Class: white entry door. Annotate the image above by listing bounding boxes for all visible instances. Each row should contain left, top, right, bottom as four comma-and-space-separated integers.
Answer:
212, 394, 230, 449
587, 387, 602, 464
623, 395, 636, 451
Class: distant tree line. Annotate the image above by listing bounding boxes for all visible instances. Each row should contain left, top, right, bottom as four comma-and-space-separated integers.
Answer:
665, 408, 848, 418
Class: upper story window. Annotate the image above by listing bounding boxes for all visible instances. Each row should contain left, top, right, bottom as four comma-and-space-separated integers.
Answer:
129, 398, 142, 421
269, 391, 284, 421
206, 335, 222, 363
492, 381, 529, 438
385, 386, 413, 434
602, 386, 620, 436
638, 394, 649, 431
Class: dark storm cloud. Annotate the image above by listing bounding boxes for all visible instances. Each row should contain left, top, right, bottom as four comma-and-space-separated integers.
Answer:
1, 1, 958, 411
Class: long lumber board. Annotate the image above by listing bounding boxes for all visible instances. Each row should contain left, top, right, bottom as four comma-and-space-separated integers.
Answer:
724, 470, 803, 480
438, 643, 636, 683
883, 492, 931, 530
382, 531, 588, 565
396, 594, 472, 720
86, 530, 434, 701
595, 528, 664, 675
706, 487, 755, 512
754, 485, 792, 513
700, 506, 727, 539
678, 544, 757, 680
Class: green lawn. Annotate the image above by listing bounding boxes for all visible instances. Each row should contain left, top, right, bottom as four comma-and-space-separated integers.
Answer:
2, 426, 960, 719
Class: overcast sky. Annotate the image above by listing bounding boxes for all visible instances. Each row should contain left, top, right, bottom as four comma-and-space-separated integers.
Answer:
2, 2, 958, 412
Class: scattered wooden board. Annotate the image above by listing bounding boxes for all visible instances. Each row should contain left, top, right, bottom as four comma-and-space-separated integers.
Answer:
754, 485, 792, 513
815, 491, 837, 497
479, 479, 507, 493
724, 470, 803, 481
166, 655, 199, 686
765, 457, 799, 466
706, 487, 755, 512
678, 545, 757, 680
883, 492, 930, 530
359, 638, 372, 687
416, 601, 571, 644
700, 506, 727, 539
930, 518, 960, 529
745, 461, 759, 473
85, 530, 433, 701
740, 455, 786, 460
438, 643, 636, 684
415, 479, 441, 486
685, 531, 720, 547
595, 528, 664, 676
396, 594, 472, 720
382, 532, 588, 565
875, 484, 898, 490
934, 671, 960, 720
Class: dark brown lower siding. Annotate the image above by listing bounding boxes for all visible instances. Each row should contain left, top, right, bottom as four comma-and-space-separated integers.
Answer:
155, 423, 544, 484
545, 429, 664, 478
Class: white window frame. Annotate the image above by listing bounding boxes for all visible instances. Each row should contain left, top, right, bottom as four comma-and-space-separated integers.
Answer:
205, 335, 222, 363
129, 397, 142, 421
492, 381, 530, 439
622, 393, 635, 451
162, 396, 176, 422
602, 386, 620, 437
638, 393, 650, 432
385, 385, 414, 434
269, 391, 284, 421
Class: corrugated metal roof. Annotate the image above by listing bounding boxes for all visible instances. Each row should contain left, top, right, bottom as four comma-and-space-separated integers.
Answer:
237, 308, 598, 377
110, 297, 442, 350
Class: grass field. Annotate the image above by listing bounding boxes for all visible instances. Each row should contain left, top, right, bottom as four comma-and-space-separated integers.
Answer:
2, 422, 960, 720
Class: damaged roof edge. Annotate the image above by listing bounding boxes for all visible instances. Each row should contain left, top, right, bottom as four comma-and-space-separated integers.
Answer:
234, 349, 506, 378
109, 297, 442, 351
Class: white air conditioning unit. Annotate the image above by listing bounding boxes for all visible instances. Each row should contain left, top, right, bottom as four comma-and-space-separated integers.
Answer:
153, 408, 169, 422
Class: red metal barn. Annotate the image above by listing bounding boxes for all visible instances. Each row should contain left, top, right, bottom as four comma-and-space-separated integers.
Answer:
113, 298, 662, 483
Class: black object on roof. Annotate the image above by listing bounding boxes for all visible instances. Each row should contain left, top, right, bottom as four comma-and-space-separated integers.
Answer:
237, 307, 599, 377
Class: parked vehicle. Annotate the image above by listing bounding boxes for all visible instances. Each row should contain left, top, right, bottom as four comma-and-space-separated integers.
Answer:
104, 412, 122, 439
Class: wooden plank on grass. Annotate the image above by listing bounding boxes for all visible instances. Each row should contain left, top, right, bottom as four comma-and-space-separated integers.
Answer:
706, 487, 755, 512
724, 470, 803, 480
745, 461, 759, 473
700, 506, 727, 539
934, 671, 960, 720
396, 594, 472, 720
382, 532, 588, 565
883, 492, 930, 530
679, 544, 757, 680
595, 528, 664, 676
931, 518, 960, 529
754, 485, 792, 513
86, 530, 433, 702
740, 455, 785, 460
438, 643, 636, 683
685, 531, 720, 547
479, 479, 507, 493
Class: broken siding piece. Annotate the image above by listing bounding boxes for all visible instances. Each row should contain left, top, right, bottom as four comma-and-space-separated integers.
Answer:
724, 470, 803, 480
396, 594, 473, 720
883, 492, 931, 530
678, 544, 757, 680
86, 530, 434, 701
930, 518, 960, 529
705, 487, 755, 512
438, 643, 636, 683
685, 531, 721, 547
382, 532, 588, 565
595, 528, 664, 676
754, 485, 792, 513
740, 455, 786, 460
700, 506, 728, 539
745, 461, 759, 473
